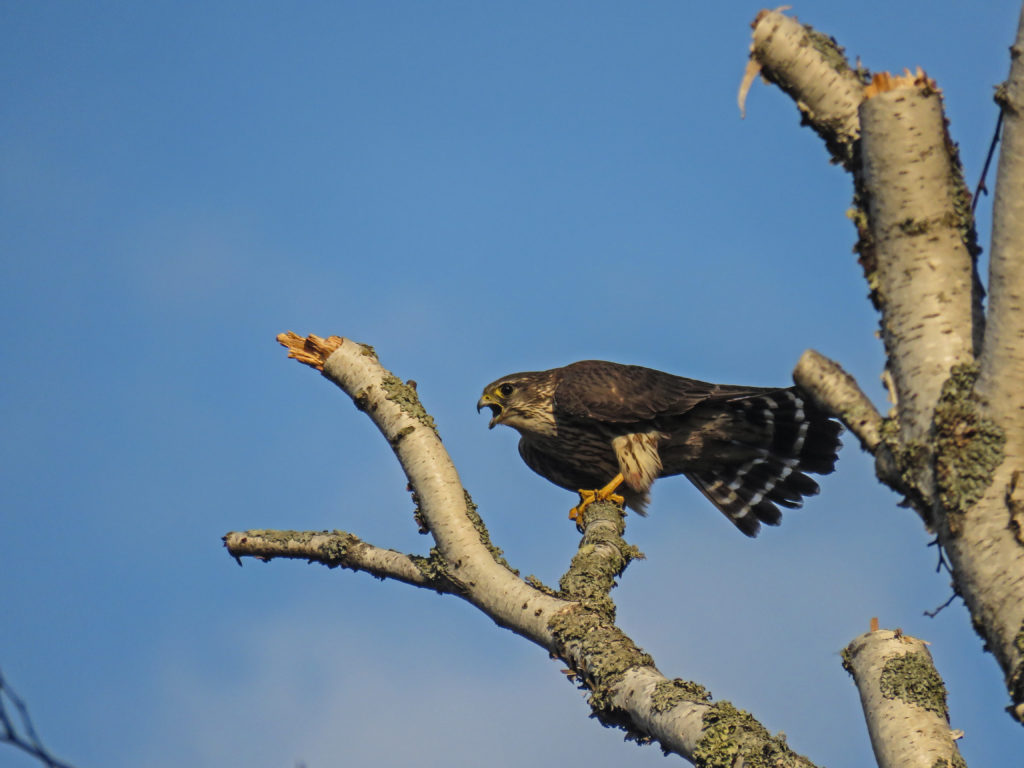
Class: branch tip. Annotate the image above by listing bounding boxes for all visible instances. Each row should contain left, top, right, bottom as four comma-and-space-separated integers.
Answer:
276, 331, 345, 371
864, 67, 939, 99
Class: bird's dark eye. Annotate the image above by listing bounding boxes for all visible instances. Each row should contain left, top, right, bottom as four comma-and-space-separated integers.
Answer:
499, 383, 515, 397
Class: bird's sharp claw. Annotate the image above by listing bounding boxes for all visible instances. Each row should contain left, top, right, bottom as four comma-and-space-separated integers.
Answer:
569, 489, 597, 520
569, 479, 625, 521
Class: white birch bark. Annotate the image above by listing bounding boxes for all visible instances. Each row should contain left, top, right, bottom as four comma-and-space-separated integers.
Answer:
747, 10, 864, 167
752, 2, 1023, 724
859, 73, 977, 451
965, 4, 1024, 722
844, 629, 965, 768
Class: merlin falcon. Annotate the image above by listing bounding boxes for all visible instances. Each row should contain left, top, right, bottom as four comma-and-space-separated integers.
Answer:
477, 360, 842, 536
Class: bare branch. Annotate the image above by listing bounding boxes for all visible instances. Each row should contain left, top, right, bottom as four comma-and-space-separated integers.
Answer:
843, 627, 965, 768
550, 502, 818, 767
223, 529, 462, 592
792, 349, 904, 493
747, 9, 866, 168
792, 349, 884, 453
981, 5, 1024, 412
289, 333, 567, 643
0, 669, 76, 768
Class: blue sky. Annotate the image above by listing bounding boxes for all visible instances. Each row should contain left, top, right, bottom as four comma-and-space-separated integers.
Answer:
2, 2, 1022, 766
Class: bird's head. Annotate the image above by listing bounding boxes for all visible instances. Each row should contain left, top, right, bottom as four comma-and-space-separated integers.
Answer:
477, 371, 555, 434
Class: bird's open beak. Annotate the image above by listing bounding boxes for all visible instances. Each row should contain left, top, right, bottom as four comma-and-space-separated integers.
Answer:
477, 394, 504, 429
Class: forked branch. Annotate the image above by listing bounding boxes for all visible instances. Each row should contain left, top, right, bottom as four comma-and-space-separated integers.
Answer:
751, 6, 1024, 720
223, 332, 823, 766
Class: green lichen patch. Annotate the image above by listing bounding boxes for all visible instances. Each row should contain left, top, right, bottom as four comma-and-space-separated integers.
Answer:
875, 415, 933, 515
796, 24, 863, 168
651, 678, 711, 714
389, 425, 415, 447
934, 363, 1006, 516
316, 529, 361, 565
694, 701, 812, 768
558, 500, 642, 615
840, 644, 855, 675
357, 342, 378, 360
849, 186, 882, 309
405, 547, 471, 595
895, 440, 930, 495
879, 651, 948, 718
462, 491, 518, 576
937, 107, 982, 264
801, 25, 851, 75
380, 373, 438, 433
548, 607, 655, 716
932, 754, 968, 768
524, 575, 558, 597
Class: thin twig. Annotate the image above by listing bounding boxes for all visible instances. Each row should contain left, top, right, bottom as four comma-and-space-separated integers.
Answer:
924, 592, 959, 619
927, 536, 952, 574
973, 109, 1004, 214
0, 669, 77, 768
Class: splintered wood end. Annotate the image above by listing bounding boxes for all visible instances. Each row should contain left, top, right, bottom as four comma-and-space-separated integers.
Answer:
276, 332, 345, 371
864, 67, 939, 99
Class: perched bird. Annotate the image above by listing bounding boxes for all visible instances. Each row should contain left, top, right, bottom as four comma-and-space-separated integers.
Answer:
477, 360, 842, 536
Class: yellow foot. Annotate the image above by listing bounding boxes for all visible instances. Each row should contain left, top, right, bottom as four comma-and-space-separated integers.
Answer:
569, 474, 626, 520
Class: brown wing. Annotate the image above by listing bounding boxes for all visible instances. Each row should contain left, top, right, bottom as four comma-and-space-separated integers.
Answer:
553, 360, 769, 423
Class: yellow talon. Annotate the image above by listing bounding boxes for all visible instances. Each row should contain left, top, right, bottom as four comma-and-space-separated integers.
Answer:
569, 474, 626, 520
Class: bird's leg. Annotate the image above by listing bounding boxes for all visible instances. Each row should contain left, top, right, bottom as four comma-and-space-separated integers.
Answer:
569, 473, 626, 520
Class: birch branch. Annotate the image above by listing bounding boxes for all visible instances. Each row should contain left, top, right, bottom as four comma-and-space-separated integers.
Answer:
745, 9, 865, 168
223, 332, 827, 767
791, 349, 900, 490
952, 4, 1024, 723
859, 70, 979, 454
843, 626, 965, 768
223, 529, 460, 592
981, 4, 1024, 409
749, 5, 1024, 722
270, 333, 563, 643
792, 349, 883, 453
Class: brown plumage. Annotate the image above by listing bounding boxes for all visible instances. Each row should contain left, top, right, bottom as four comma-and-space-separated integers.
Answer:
477, 360, 842, 536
